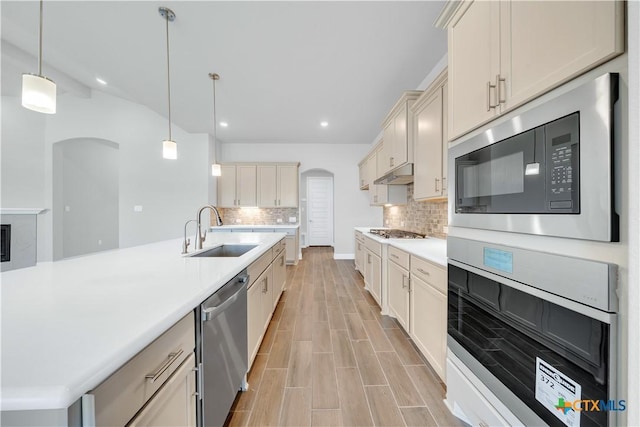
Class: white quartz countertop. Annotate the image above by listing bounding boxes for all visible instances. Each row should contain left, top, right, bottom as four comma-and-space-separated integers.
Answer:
0, 232, 285, 411
211, 224, 299, 229
355, 227, 447, 267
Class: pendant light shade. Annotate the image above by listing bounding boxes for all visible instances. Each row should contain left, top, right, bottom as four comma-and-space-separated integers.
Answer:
159, 7, 177, 160
22, 74, 56, 114
210, 72, 222, 176
22, 0, 56, 114
162, 139, 177, 160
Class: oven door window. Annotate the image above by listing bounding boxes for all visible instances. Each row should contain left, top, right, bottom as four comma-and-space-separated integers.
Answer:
448, 267, 609, 427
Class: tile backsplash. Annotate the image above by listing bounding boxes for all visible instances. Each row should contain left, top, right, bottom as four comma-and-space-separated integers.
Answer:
383, 184, 448, 239
217, 208, 299, 226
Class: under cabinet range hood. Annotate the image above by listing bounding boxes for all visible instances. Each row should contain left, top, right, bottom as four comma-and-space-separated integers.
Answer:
373, 163, 413, 185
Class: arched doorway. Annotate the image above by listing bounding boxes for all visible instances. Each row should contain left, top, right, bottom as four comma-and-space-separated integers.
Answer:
52, 138, 119, 260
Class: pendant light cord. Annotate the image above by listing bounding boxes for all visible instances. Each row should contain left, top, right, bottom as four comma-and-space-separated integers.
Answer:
165, 12, 172, 141
38, 0, 43, 76
212, 77, 217, 142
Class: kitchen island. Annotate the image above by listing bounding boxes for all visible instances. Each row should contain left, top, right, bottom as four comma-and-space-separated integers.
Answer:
0, 232, 284, 421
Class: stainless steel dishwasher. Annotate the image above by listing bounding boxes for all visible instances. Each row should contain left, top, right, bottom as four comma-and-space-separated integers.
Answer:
196, 269, 248, 427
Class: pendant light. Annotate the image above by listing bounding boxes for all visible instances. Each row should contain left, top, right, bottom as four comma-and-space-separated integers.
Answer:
210, 72, 222, 176
22, 0, 56, 114
159, 7, 177, 160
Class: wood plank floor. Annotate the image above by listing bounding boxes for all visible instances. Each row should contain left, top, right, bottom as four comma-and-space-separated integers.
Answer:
226, 247, 463, 427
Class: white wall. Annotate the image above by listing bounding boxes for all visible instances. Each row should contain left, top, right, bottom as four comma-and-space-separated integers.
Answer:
221, 142, 381, 257
2, 91, 212, 261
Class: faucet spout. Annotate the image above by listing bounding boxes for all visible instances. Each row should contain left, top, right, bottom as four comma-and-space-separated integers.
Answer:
195, 205, 223, 250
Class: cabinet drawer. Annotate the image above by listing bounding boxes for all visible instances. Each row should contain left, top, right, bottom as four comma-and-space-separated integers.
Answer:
355, 231, 365, 243
273, 239, 285, 258
248, 249, 273, 288
388, 246, 409, 270
411, 256, 446, 294
364, 237, 382, 257
92, 312, 195, 427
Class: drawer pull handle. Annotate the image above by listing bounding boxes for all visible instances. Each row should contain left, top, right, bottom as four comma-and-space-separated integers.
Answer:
146, 349, 184, 383
391, 254, 399, 259
417, 268, 430, 276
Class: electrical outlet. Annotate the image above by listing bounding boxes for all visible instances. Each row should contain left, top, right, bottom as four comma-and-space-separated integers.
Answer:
276, 218, 283, 223
289, 217, 297, 223
98, 239, 102, 246
134, 205, 143, 212
385, 219, 389, 225
400, 221, 405, 227
443, 226, 449, 234
236, 218, 242, 223
65, 206, 71, 212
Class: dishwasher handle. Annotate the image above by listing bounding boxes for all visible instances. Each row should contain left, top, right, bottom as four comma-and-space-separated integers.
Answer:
202, 274, 248, 322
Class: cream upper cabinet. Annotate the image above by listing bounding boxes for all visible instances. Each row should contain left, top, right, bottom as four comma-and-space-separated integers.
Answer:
217, 164, 257, 207
441, 0, 624, 140
277, 164, 299, 207
358, 159, 369, 190
412, 71, 448, 201
366, 152, 376, 188
217, 165, 239, 208
503, 1, 624, 111
446, 0, 500, 140
236, 165, 257, 207
257, 165, 278, 208
378, 91, 422, 177
223, 162, 298, 208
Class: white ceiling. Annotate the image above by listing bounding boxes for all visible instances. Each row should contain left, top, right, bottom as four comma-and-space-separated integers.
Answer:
1, 1, 446, 145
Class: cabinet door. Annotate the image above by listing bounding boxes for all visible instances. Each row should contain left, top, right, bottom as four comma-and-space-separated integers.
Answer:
502, 0, 623, 111
366, 153, 377, 188
355, 238, 363, 272
441, 81, 449, 197
127, 353, 196, 427
277, 165, 299, 207
414, 87, 444, 200
410, 275, 446, 381
378, 127, 393, 176
448, 0, 500, 140
285, 235, 297, 264
370, 253, 382, 305
261, 264, 274, 331
217, 165, 237, 207
359, 162, 368, 190
236, 165, 257, 207
273, 250, 286, 308
247, 276, 263, 365
388, 261, 409, 330
257, 165, 277, 208
391, 106, 408, 168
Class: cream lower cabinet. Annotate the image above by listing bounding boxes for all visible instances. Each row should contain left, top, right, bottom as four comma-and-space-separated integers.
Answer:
354, 231, 365, 274
364, 249, 382, 306
410, 257, 447, 381
412, 71, 448, 201
272, 244, 287, 309
387, 250, 410, 331
442, 0, 624, 140
127, 353, 197, 427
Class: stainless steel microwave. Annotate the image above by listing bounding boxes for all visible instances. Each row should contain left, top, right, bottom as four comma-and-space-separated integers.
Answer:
449, 73, 619, 242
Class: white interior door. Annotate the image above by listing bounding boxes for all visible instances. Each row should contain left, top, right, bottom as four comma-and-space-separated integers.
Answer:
307, 177, 334, 246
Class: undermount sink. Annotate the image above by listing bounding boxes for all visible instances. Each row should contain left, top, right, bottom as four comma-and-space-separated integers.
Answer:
189, 244, 257, 258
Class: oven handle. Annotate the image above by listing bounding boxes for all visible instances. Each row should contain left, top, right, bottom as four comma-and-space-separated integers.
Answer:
447, 259, 616, 324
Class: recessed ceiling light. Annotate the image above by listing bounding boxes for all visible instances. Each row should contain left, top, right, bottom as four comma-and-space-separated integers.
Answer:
219, 122, 228, 127
96, 77, 107, 85
320, 121, 329, 127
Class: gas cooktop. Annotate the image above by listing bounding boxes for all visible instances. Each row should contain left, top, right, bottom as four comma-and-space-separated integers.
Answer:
368, 229, 426, 239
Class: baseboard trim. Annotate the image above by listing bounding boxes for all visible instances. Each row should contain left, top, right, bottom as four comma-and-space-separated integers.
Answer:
334, 253, 354, 260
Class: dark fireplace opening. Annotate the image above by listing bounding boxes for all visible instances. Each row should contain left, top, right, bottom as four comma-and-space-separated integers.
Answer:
1, 224, 11, 262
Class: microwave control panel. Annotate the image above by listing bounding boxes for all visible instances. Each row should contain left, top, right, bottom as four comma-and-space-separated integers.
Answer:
545, 113, 579, 212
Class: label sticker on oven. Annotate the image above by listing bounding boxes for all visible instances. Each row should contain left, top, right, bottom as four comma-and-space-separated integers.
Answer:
535, 357, 582, 427
483, 247, 513, 273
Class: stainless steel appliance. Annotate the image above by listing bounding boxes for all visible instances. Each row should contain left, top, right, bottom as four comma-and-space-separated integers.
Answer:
368, 229, 426, 239
447, 237, 618, 426
449, 73, 619, 242
1, 225, 10, 262
196, 270, 249, 427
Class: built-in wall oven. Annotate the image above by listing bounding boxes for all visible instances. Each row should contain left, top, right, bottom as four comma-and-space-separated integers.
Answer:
447, 237, 618, 426
449, 73, 619, 242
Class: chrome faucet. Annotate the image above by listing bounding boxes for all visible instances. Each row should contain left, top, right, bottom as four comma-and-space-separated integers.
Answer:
182, 219, 198, 254
195, 205, 223, 250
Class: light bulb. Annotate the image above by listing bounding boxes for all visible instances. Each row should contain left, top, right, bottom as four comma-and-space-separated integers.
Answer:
162, 140, 177, 159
